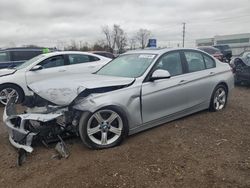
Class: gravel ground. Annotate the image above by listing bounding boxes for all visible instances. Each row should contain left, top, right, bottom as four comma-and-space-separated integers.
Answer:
0, 86, 250, 188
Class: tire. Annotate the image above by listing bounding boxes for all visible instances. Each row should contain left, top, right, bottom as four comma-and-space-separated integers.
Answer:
79, 107, 128, 149
0, 84, 24, 106
209, 84, 228, 112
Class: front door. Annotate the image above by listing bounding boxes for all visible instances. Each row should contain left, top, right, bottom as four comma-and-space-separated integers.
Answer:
141, 51, 189, 123
25, 55, 66, 85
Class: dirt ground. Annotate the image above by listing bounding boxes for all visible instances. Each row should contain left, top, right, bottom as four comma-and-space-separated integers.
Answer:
0, 86, 250, 188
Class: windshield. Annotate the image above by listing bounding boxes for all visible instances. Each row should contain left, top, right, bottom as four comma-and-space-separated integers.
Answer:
97, 53, 156, 78
15, 54, 45, 70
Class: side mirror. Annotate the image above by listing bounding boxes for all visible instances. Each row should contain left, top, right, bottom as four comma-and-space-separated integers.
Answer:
150, 69, 171, 81
30, 65, 43, 71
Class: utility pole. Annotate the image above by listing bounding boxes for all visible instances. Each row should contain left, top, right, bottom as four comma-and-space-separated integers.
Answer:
182, 22, 186, 47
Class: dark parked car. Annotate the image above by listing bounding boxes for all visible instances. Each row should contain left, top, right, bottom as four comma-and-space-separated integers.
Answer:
0, 48, 44, 69
230, 51, 250, 84
198, 46, 224, 61
213, 45, 232, 62
90, 51, 115, 59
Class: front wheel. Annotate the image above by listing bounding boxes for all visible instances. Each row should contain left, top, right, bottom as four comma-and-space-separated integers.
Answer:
79, 107, 128, 149
209, 85, 228, 112
0, 84, 24, 106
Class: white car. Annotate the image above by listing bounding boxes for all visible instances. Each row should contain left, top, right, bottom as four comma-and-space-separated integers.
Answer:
0, 51, 111, 105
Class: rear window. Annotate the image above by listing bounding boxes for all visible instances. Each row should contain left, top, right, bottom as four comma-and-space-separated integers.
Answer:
214, 45, 230, 51
222, 45, 230, 50
199, 47, 220, 54
68, 54, 100, 65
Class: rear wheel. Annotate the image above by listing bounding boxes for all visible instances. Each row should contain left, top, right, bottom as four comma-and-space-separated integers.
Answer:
209, 85, 228, 112
0, 84, 24, 106
79, 107, 128, 149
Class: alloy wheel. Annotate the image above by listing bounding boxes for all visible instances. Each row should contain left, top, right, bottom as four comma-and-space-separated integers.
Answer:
213, 88, 226, 110
0, 88, 19, 105
87, 109, 123, 146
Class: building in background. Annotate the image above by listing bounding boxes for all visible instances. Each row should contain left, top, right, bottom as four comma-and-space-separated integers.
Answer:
196, 33, 250, 56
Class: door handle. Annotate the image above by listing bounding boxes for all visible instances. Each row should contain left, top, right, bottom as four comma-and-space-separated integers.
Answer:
209, 72, 215, 76
179, 80, 187, 85
58, 69, 66, 72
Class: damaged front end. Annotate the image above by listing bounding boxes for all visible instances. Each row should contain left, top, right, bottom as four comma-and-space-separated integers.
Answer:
3, 96, 79, 153
3, 74, 135, 158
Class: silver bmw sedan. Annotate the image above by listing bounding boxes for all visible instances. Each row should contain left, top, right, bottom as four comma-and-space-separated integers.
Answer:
4, 48, 234, 152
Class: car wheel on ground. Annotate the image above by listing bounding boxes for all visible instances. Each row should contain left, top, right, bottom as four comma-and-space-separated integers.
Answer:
209, 84, 228, 112
0, 84, 24, 106
79, 107, 128, 149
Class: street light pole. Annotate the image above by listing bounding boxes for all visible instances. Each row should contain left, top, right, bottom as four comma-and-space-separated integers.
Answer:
182, 22, 186, 47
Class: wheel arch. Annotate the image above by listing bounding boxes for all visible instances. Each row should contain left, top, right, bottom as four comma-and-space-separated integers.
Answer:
0, 82, 25, 93
80, 104, 130, 126
78, 104, 129, 149
0, 83, 25, 101
209, 82, 229, 112
216, 82, 228, 93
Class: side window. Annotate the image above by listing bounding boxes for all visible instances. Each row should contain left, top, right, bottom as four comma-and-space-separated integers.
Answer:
185, 51, 205, 72
204, 55, 215, 69
24, 51, 42, 59
68, 54, 100, 65
156, 52, 183, 76
11, 51, 42, 61
0, 52, 9, 62
39, 55, 65, 69
89, 55, 100, 62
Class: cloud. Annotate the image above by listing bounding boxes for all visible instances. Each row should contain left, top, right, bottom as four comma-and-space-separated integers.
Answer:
0, 0, 249, 48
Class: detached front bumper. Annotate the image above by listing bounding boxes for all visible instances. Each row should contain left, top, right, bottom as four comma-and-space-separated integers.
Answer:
3, 101, 64, 153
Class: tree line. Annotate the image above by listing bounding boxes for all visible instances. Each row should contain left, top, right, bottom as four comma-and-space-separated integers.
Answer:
65, 24, 151, 53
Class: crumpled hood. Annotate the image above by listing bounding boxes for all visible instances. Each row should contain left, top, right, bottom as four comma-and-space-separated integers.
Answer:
28, 73, 135, 106
0, 68, 16, 77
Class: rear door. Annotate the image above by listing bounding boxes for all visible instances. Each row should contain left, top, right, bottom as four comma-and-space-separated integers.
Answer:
181, 50, 217, 108
25, 55, 67, 85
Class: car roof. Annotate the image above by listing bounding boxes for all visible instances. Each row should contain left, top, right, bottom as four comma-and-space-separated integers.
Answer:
0, 48, 44, 52
124, 48, 206, 56
198, 46, 219, 50
42, 51, 110, 59
90, 51, 113, 54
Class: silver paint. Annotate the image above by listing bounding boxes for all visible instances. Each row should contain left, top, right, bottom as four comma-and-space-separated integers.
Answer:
3, 48, 234, 150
